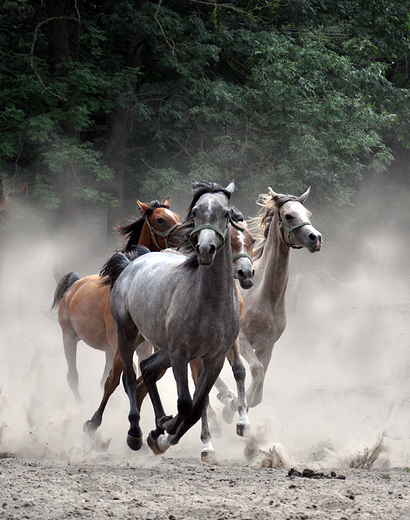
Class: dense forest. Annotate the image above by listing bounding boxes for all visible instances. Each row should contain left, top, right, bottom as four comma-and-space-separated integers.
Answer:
1, 0, 410, 246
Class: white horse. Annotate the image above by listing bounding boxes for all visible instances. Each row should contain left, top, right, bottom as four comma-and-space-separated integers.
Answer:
216, 187, 322, 416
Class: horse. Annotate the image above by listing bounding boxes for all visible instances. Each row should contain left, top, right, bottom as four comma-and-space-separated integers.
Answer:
215, 187, 322, 418
51, 198, 182, 402
106, 181, 240, 454
83, 208, 255, 460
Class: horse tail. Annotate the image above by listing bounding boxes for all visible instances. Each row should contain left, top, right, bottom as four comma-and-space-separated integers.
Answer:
51, 272, 81, 310
99, 245, 150, 289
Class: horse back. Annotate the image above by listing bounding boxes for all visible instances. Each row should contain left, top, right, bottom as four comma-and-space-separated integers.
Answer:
59, 274, 116, 351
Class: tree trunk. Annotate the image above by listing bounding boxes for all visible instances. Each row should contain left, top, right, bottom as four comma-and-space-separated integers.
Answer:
105, 3, 148, 245
46, 0, 71, 72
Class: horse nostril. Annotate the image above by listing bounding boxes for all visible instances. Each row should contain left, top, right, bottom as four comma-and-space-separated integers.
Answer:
309, 232, 317, 242
208, 244, 216, 257
195, 244, 200, 255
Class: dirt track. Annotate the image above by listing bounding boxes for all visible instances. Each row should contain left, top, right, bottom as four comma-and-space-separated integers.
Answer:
1, 454, 410, 519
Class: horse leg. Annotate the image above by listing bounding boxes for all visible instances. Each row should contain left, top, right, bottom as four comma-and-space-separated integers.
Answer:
83, 348, 123, 434
227, 341, 250, 437
240, 335, 265, 408
100, 351, 114, 388
215, 341, 250, 435
155, 356, 225, 454
62, 330, 82, 403
156, 348, 192, 435
140, 350, 173, 452
117, 321, 143, 451
190, 359, 217, 460
84, 334, 147, 435
135, 340, 152, 376
251, 343, 274, 407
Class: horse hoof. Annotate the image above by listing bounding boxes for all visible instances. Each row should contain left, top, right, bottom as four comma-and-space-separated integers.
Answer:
83, 420, 99, 437
147, 432, 167, 455
83, 420, 97, 435
201, 449, 217, 463
236, 422, 251, 438
127, 434, 143, 451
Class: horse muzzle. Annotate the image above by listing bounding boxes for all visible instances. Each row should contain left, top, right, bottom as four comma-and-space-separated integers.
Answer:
195, 242, 217, 265
308, 232, 322, 253
235, 266, 255, 289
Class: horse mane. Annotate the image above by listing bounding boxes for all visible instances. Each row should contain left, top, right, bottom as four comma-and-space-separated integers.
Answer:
98, 245, 150, 288
178, 182, 234, 270
115, 200, 169, 253
252, 191, 299, 260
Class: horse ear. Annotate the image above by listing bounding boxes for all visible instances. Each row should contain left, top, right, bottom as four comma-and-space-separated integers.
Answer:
268, 187, 278, 199
298, 187, 311, 204
162, 197, 170, 208
137, 200, 149, 215
225, 180, 235, 194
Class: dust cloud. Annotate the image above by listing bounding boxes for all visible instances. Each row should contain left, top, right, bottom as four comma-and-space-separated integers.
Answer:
0, 178, 409, 470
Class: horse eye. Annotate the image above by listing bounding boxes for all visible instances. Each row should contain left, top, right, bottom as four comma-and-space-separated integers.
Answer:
192, 208, 197, 217
284, 213, 293, 221
156, 217, 164, 224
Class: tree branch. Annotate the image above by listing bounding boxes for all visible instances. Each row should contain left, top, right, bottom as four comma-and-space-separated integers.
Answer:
30, 16, 80, 102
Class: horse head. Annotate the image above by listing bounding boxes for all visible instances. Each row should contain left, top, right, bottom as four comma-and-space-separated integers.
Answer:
188, 180, 234, 265
137, 198, 182, 250
229, 208, 255, 289
268, 187, 322, 252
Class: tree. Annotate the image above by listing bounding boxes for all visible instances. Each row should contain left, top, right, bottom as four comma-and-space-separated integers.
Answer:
0, 0, 409, 230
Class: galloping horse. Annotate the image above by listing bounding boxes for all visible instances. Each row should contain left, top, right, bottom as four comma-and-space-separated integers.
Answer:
51, 198, 181, 402
216, 187, 322, 416
107, 181, 240, 453
84, 207, 255, 459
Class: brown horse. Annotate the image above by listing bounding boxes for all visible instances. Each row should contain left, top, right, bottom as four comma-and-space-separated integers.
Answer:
83, 209, 255, 458
51, 198, 182, 402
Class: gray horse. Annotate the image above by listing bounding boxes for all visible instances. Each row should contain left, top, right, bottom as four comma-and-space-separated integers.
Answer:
109, 181, 241, 453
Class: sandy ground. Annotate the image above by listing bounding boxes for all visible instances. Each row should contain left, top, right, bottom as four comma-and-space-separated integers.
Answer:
1, 190, 410, 519
1, 455, 410, 519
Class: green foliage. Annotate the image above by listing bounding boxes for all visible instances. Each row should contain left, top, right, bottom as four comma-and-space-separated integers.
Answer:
42, 140, 113, 182
140, 167, 187, 201
32, 174, 60, 210
72, 187, 117, 207
0, 0, 409, 217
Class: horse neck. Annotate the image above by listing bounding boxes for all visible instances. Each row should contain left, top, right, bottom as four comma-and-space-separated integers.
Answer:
138, 225, 161, 252
196, 236, 236, 302
256, 213, 291, 302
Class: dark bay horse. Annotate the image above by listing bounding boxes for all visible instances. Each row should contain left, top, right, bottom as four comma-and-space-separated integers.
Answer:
107, 181, 240, 453
84, 209, 255, 459
216, 187, 322, 418
51, 198, 181, 402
